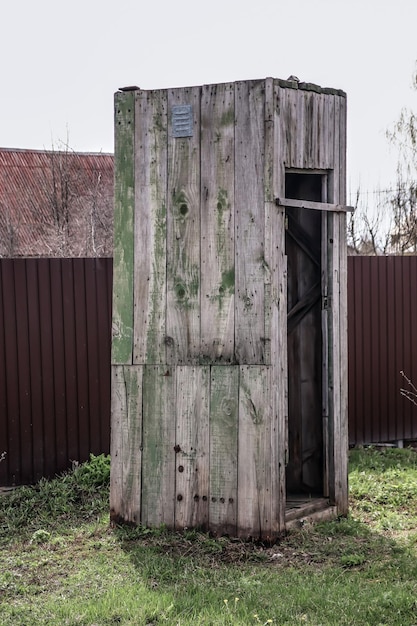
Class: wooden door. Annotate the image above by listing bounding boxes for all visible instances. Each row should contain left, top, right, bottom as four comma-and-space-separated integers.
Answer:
286, 206, 324, 494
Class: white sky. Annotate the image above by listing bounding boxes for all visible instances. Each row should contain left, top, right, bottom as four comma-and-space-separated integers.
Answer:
2, 0, 417, 203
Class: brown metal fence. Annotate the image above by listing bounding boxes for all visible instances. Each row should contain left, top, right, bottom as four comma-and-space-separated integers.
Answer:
0, 258, 112, 486
348, 255, 417, 445
1, 255, 417, 485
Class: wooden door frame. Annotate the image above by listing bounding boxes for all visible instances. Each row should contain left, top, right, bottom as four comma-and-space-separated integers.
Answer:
277, 193, 351, 512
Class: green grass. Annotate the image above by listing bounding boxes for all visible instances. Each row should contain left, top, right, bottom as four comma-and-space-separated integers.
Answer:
1, 448, 417, 625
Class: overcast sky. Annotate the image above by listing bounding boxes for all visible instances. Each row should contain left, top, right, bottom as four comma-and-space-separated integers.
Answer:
2, 0, 417, 202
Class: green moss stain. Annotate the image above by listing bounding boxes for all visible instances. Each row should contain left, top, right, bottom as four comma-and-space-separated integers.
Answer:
220, 108, 235, 127
221, 267, 235, 293
144, 96, 168, 364
173, 264, 199, 309
146, 201, 167, 364
112, 91, 135, 364
216, 188, 231, 258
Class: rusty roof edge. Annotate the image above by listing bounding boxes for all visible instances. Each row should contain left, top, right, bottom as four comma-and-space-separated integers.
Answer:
0, 147, 114, 157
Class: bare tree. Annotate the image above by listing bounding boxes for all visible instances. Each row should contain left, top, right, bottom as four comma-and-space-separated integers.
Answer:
348, 66, 417, 256
385, 83, 417, 254
347, 187, 391, 255
1, 137, 114, 257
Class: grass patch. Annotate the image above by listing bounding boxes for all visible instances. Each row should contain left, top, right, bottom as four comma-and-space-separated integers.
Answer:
1, 448, 417, 625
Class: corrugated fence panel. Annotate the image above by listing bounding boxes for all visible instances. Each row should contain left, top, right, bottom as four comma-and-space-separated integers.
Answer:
0, 258, 112, 486
2, 255, 417, 485
348, 256, 417, 445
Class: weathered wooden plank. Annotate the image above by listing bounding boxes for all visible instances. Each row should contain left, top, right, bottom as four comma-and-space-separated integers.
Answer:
134, 89, 167, 365
141, 365, 176, 527
296, 90, 306, 169
175, 366, 210, 530
209, 365, 238, 536
317, 93, 331, 170
238, 366, 280, 540
338, 95, 348, 206
321, 214, 330, 498
327, 212, 340, 506
166, 87, 201, 364
265, 80, 287, 529
264, 80, 274, 364
276, 197, 353, 212
338, 211, 349, 515
265, 78, 278, 202
280, 86, 296, 168
110, 365, 142, 525
306, 91, 319, 168
200, 83, 235, 363
338, 94, 349, 513
234, 80, 265, 365
331, 95, 341, 204
112, 91, 135, 364
265, 200, 287, 530
274, 83, 286, 198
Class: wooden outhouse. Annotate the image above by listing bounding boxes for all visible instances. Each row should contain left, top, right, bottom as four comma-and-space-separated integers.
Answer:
110, 78, 349, 541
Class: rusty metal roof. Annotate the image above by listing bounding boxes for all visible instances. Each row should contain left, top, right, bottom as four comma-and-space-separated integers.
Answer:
0, 148, 114, 257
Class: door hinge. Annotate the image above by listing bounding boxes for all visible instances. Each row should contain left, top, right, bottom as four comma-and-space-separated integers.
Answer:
322, 295, 331, 310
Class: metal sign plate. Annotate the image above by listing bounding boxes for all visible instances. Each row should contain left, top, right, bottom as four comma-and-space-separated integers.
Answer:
172, 105, 193, 137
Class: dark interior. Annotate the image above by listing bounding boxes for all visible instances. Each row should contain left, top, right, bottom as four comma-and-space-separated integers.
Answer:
285, 172, 324, 495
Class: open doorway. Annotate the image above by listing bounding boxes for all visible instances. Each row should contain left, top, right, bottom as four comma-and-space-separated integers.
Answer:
284, 171, 329, 501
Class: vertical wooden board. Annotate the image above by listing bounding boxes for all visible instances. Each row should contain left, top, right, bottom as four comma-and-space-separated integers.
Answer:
234, 80, 265, 364
166, 87, 201, 364
338, 95, 347, 205
110, 365, 142, 524
265, 80, 286, 529
328, 212, 341, 506
264, 200, 287, 529
302, 91, 316, 169
296, 90, 306, 169
273, 84, 285, 192
141, 365, 176, 527
238, 366, 280, 540
338, 211, 349, 514
280, 86, 298, 168
209, 366, 238, 536
332, 96, 341, 203
134, 90, 167, 365
200, 83, 235, 363
326, 94, 335, 170
318, 93, 331, 170
322, 215, 330, 497
175, 366, 210, 530
112, 91, 135, 365
264, 78, 281, 202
